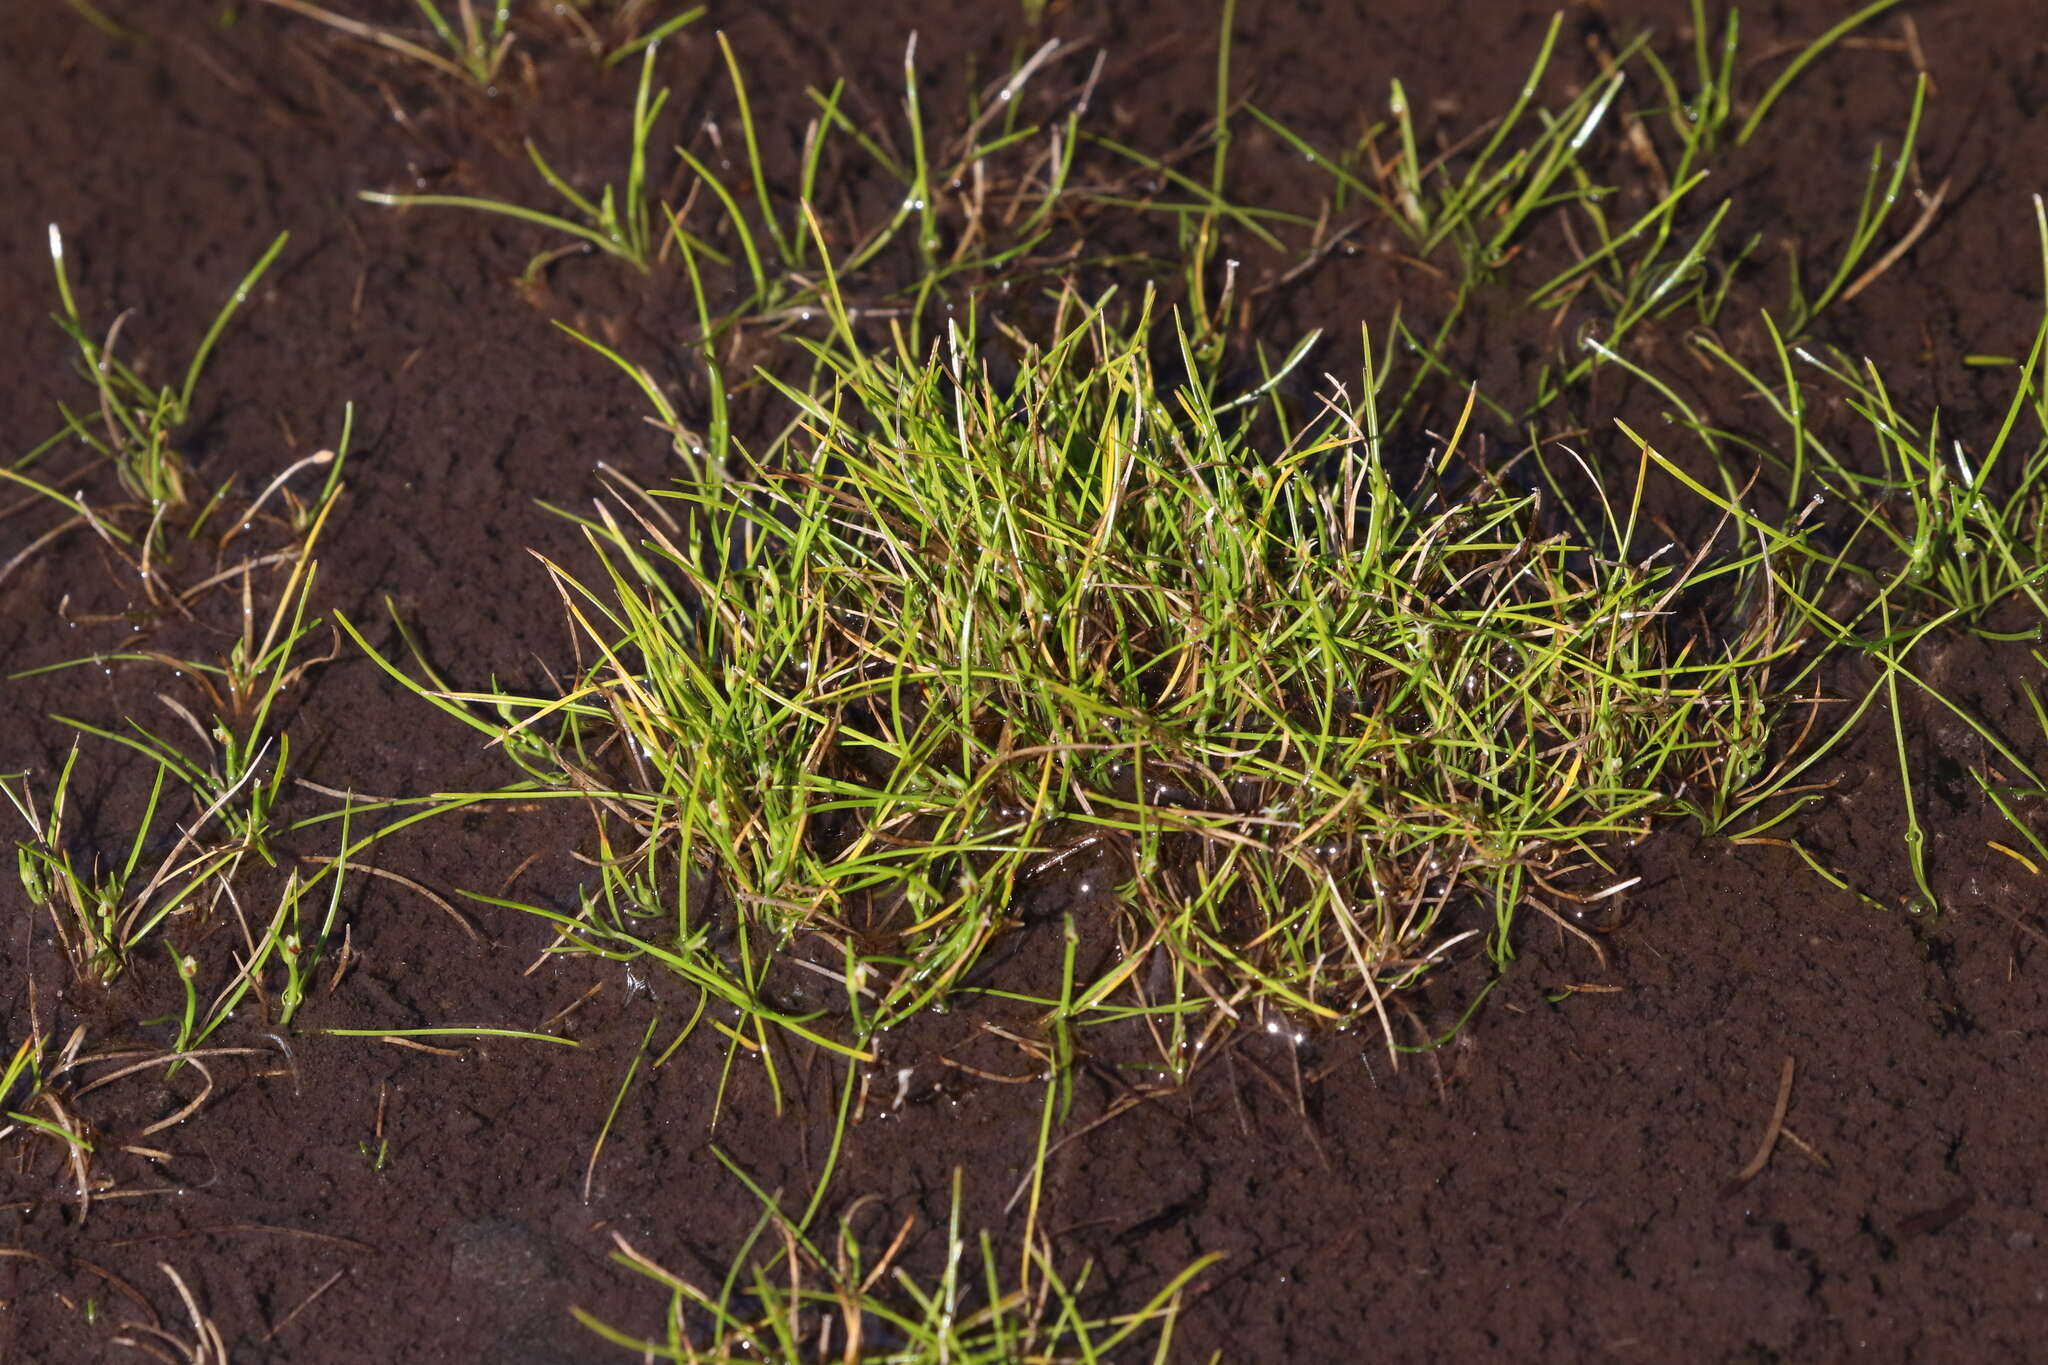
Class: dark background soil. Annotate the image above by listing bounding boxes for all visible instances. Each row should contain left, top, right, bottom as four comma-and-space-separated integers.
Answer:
4, 1, 2046, 1360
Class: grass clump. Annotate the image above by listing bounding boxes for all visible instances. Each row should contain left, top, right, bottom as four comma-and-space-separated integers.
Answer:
357, 267, 1818, 1056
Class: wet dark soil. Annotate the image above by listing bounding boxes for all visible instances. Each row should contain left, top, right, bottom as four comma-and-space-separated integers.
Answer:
5, 1, 2047, 1360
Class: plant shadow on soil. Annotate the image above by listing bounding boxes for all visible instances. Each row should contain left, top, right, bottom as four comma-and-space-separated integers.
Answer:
4, 0, 2048, 1361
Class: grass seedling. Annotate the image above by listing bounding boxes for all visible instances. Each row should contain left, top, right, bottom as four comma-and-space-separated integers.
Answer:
0, 1036, 93, 1172
59, 0, 134, 40
406, 0, 513, 86
320, 1026, 580, 1046
361, 44, 671, 278
177, 811, 355, 1049
353, 20, 1115, 354
1877, 600, 1944, 911
1514, 0, 1781, 392
44, 550, 333, 869
1678, 200, 2048, 635
275, 809, 352, 1028
599, 4, 703, 68
658, 31, 1095, 348
1242, 15, 1641, 286
1733, 0, 1912, 147
20, 225, 287, 514
1781, 73, 1935, 336
1659, 200, 2048, 906
1622, 341, 2047, 910
585, 1014, 660, 1202
255, 0, 514, 90
3, 1035, 277, 1228
0, 1034, 97, 1217
1637, 0, 1743, 163
7, 745, 195, 984
1975, 654, 2048, 874
168, 947, 203, 1054
1247, 0, 1924, 397
3, 728, 279, 986
538, 0, 705, 67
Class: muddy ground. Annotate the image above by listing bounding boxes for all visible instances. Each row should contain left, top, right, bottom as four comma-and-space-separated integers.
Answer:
3, 0, 2046, 1360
